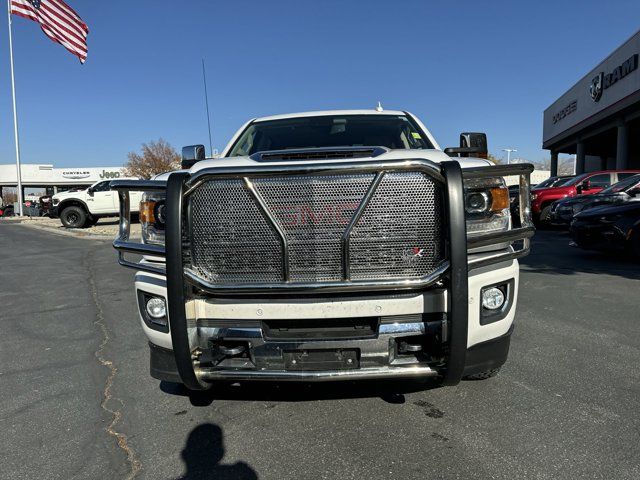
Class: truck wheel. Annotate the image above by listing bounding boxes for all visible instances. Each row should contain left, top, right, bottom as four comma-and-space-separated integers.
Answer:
464, 367, 501, 380
539, 205, 552, 223
60, 206, 87, 228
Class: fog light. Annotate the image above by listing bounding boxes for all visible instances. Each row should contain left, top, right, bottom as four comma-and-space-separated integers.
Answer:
146, 297, 166, 319
481, 287, 505, 310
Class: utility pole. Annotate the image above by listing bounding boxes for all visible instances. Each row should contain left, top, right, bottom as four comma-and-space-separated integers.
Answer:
502, 148, 517, 165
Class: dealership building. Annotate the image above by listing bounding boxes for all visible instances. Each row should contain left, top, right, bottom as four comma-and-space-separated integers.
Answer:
544, 30, 640, 176
0, 163, 126, 199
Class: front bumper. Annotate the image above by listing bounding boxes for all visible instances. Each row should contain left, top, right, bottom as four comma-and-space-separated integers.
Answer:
113, 160, 533, 389
549, 207, 574, 225
570, 220, 626, 250
138, 250, 520, 384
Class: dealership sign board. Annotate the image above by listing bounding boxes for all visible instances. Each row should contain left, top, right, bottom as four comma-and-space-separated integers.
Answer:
0, 164, 126, 186
543, 31, 640, 146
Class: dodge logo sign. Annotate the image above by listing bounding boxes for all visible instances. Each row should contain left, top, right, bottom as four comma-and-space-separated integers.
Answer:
589, 73, 603, 102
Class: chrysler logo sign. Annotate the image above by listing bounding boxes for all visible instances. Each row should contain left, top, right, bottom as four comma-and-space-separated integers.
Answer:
62, 170, 90, 179
590, 54, 638, 102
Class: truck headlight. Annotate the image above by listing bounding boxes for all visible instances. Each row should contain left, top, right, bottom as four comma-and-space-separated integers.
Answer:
140, 192, 166, 245
464, 178, 510, 236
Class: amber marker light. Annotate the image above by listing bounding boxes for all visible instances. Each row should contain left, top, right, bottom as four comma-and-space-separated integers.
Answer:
139, 201, 156, 224
490, 187, 510, 212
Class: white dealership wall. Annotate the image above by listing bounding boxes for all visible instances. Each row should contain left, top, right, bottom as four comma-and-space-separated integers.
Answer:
0, 164, 126, 187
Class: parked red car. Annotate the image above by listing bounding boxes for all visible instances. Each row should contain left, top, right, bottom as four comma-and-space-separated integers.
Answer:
531, 170, 640, 223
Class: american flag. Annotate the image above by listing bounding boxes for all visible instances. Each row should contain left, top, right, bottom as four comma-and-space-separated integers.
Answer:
10, 0, 89, 63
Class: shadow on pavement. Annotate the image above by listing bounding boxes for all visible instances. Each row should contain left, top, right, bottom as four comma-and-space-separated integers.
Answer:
160, 378, 440, 407
175, 423, 258, 480
520, 230, 640, 280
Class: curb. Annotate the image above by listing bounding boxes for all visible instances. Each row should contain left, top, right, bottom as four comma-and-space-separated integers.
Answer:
7, 220, 114, 241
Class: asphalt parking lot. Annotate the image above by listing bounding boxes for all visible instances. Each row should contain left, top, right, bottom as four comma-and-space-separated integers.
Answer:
1, 223, 639, 480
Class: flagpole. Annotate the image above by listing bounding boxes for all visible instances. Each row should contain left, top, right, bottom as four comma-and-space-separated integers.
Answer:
7, 0, 24, 216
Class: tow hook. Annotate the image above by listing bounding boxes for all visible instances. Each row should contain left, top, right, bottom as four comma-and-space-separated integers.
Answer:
398, 341, 423, 354
199, 343, 246, 366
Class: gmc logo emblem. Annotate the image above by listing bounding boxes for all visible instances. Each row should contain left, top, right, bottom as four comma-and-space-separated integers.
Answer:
272, 203, 360, 226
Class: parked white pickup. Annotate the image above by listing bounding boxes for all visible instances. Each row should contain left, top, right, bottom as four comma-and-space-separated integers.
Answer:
52, 179, 141, 228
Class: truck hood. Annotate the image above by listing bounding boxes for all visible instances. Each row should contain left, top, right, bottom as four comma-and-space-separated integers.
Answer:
575, 200, 640, 219
189, 149, 491, 174
557, 193, 622, 207
532, 185, 574, 197
52, 189, 87, 201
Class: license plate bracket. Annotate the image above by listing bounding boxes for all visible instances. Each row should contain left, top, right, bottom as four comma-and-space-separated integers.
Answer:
284, 349, 359, 371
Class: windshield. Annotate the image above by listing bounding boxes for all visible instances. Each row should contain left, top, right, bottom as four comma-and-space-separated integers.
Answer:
600, 174, 640, 194
227, 114, 434, 157
551, 177, 574, 187
536, 177, 564, 188
562, 173, 589, 186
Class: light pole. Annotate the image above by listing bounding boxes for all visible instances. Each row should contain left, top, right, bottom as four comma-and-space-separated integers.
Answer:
502, 148, 517, 165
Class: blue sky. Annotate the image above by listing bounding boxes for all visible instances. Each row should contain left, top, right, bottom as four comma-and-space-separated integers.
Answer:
0, 0, 639, 168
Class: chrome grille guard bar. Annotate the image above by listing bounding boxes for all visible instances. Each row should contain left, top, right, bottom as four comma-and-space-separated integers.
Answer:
111, 179, 166, 275
110, 160, 535, 280
463, 163, 535, 270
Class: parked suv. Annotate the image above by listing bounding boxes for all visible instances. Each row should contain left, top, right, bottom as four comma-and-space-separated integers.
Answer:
51, 179, 141, 228
110, 109, 535, 392
0, 203, 14, 217
570, 201, 640, 257
550, 174, 640, 226
531, 170, 640, 224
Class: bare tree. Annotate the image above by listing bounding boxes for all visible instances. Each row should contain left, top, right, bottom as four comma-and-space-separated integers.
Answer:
2, 188, 17, 206
124, 139, 180, 179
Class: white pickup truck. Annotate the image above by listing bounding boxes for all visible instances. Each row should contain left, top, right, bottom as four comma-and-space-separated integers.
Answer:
111, 109, 534, 391
52, 179, 141, 228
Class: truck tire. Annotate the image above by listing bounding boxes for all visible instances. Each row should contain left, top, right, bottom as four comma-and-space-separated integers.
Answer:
60, 205, 87, 228
539, 205, 552, 223
464, 367, 501, 380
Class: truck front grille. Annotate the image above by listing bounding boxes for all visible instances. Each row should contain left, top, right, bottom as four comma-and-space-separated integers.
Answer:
187, 170, 445, 286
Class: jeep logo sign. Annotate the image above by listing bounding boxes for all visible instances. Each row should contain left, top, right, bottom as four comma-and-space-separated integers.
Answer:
590, 54, 638, 102
99, 170, 121, 179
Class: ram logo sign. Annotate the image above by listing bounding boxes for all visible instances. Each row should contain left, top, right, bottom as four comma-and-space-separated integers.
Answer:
589, 54, 638, 102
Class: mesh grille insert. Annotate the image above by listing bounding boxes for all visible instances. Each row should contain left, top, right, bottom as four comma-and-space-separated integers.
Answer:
187, 170, 445, 286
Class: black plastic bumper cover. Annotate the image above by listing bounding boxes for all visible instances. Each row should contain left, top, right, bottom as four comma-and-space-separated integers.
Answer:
149, 342, 181, 383
462, 325, 514, 377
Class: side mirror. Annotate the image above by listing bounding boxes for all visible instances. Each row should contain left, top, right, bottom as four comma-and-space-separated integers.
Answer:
581, 180, 591, 191
444, 132, 488, 159
87, 187, 95, 196
181, 144, 206, 169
